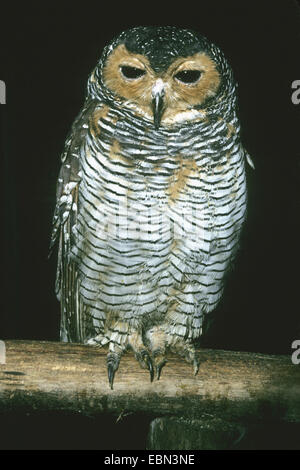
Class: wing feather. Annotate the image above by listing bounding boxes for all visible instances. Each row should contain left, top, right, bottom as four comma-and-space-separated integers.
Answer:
50, 99, 98, 342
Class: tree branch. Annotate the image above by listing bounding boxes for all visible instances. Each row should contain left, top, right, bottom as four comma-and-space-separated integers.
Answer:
0, 340, 299, 424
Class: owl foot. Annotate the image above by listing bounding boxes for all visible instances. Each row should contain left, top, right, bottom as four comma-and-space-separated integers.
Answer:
145, 327, 168, 380
128, 330, 154, 382
88, 329, 154, 387
145, 326, 199, 379
152, 350, 167, 380
170, 340, 200, 376
134, 349, 154, 382
107, 351, 120, 390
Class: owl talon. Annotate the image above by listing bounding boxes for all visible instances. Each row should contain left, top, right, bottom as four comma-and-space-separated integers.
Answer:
108, 366, 115, 390
156, 360, 167, 380
135, 350, 154, 382
152, 349, 167, 380
173, 342, 200, 376
145, 354, 154, 382
107, 352, 120, 390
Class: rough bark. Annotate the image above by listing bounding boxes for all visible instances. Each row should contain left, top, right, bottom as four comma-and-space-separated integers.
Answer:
0, 340, 299, 425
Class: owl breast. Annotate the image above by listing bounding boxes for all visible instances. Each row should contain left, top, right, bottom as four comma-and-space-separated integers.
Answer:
72, 107, 247, 339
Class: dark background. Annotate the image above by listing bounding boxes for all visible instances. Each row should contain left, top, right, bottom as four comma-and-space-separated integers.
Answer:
1, 0, 300, 354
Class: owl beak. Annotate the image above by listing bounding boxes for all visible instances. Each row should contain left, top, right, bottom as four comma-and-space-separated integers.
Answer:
151, 80, 165, 129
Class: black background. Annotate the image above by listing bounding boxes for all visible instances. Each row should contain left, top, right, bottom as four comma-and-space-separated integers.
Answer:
1, 0, 300, 354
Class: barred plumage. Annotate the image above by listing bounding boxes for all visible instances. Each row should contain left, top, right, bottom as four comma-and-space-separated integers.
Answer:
51, 26, 249, 388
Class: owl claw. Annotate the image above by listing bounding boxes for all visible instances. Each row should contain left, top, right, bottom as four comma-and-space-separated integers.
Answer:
108, 366, 115, 390
135, 350, 154, 382
153, 354, 167, 380
107, 352, 120, 390
146, 355, 154, 382
149, 345, 168, 381
156, 360, 167, 380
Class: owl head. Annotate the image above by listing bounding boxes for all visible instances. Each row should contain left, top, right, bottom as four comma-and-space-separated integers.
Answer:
88, 26, 235, 128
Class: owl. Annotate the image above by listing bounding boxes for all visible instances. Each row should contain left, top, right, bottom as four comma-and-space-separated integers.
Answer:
51, 26, 252, 389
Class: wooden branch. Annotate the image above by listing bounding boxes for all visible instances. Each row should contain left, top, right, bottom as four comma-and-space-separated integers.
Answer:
0, 340, 299, 424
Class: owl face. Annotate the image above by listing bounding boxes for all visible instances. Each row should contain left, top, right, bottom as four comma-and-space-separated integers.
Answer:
89, 26, 233, 128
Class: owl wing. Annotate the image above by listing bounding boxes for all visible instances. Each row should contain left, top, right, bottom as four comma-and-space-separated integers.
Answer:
50, 99, 98, 342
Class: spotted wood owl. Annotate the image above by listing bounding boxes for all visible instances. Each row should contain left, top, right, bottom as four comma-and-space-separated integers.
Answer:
51, 26, 251, 389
